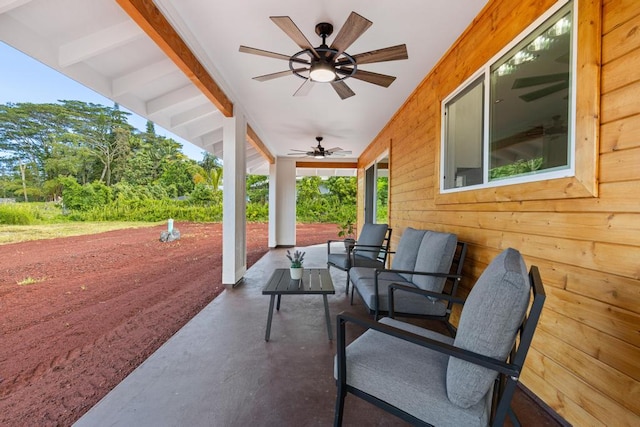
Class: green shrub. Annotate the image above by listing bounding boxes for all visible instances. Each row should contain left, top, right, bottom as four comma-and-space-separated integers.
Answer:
490, 157, 543, 180
75, 199, 223, 222
60, 177, 113, 211
246, 202, 268, 221
147, 183, 169, 200
0, 204, 36, 225
188, 183, 218, 204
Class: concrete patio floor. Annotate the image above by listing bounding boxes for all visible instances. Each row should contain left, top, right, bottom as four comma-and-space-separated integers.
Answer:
74, 243, 563, 426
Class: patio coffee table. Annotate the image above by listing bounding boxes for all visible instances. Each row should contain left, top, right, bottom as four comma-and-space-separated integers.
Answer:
262, 268, 335, 342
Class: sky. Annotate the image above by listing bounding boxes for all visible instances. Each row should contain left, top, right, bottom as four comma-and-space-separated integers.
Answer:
0, 42, 205, 160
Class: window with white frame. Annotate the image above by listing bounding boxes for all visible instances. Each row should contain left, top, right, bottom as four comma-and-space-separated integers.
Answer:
442, 0, 574, 192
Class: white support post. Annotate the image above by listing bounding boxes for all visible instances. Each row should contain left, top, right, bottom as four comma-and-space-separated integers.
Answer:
222, 114, 247, 285
268, 157, 297, 247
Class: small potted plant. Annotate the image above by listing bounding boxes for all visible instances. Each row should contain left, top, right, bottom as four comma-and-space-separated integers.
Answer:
338, 216, 356, 251
286, 249, 305, 280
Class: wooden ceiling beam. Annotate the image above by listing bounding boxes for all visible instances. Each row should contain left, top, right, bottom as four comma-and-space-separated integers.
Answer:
116, 0, 233, 117
247, 125, 275, 164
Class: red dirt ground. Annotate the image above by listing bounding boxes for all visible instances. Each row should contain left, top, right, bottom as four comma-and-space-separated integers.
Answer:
0, 222, 340, 426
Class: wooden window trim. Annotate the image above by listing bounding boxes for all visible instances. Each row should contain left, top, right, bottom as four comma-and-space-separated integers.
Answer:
435, 0, 600, 205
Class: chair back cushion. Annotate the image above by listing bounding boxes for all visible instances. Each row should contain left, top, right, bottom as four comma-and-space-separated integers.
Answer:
412, 231, 457, 292
446, 248, 530, 408
391, 228, 426, 281
354, 223, 389, 260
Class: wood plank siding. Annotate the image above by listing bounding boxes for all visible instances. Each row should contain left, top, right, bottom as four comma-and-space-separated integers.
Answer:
356, 0, 640, 425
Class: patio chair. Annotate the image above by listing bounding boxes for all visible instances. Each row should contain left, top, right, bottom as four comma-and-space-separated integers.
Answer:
327, 223, 391, 294
334, 248, 546, 427
349, 227, 467, 334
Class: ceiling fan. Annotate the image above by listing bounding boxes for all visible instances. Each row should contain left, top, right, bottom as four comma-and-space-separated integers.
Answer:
513, 72, 569, 102
288, 136, 352, 158
239, 11, 408, 99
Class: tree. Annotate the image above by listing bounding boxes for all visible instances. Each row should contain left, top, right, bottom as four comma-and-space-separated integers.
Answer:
0, 102, 70, 200
296, 176, 331, 222
0, 101, 205, 206
61, 101, 133, 186
325, 176, 357, 204
246, 175, 268, 204
193, 152, 223, 189
157, 156, 196, 196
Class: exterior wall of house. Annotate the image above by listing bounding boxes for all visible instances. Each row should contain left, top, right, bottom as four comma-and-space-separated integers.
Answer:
356, 0, 640, 424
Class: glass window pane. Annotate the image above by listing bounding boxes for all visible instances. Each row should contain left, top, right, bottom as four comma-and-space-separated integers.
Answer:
443, 76, 484, 190
489, 5, 572, 181
375, 157, 388, 223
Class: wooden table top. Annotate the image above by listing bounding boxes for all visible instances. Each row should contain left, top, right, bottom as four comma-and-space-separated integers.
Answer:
262, 268, 335, 295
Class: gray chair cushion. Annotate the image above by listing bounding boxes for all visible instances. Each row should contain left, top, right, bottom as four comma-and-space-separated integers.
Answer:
352, 254, 385, 269
353, 223, 388, 260
349, 267, 405, 289
348, 266, 376, 284
412, 231, 457, 292
335, 317, 491, 426
447, 248, 531, 408
327, 253, 350, 270
351, 275, 446, 316
329, 254, 385, 272
391, 227, 426, 281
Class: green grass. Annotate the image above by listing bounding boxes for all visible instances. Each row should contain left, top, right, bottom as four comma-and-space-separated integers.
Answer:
0, 221, 161, 245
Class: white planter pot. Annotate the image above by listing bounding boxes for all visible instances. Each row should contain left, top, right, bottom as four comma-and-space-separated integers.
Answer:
290, 267, 303, 280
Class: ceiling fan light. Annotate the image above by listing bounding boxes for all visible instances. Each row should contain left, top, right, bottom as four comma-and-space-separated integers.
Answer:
309, 60, 336, 83
314, 153, 325, 159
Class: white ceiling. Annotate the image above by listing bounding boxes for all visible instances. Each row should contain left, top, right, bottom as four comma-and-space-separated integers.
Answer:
0, 0, 489, 175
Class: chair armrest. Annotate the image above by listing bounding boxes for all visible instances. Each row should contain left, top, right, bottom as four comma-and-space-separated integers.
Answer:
368, 269, 461, 318
351, 243, 385, 255
388, 283, 466, 318
389, 282, 465, 304
375, 268, 461, 280
350, 245, 387, 267
335, 311, 520, 386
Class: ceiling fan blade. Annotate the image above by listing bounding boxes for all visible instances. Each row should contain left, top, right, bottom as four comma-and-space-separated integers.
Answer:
270, 16, 320, 59
287, 152, 310, 156
330, 80, 356, 100
519, 81, 569, 102
329, 12, 373, 58
338, 68, 396, 87
239, 46, 290, 61
512, 72, 569, 89
327, 148, 353, 154
336, 44, 408, 66
253, 68, 307, 82
293, 79, 315, 96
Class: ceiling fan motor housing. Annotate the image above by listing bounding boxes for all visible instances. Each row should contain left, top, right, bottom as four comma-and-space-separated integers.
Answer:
315, 22, 334, 40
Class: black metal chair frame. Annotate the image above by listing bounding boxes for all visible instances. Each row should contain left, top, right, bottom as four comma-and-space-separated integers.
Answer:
334, 266, 546, 427
351, 241, 468, 336
327, 227, 392, 295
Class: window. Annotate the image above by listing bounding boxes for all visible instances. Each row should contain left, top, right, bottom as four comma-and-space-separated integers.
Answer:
364, 153, 389, 223
443, 76, 484, 190
442, 0, 574, 192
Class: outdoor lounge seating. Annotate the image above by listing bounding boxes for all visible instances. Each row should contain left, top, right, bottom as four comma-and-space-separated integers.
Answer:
334, 248, 546, 426
349, 227, 467, 333
327, 223, 391, 294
